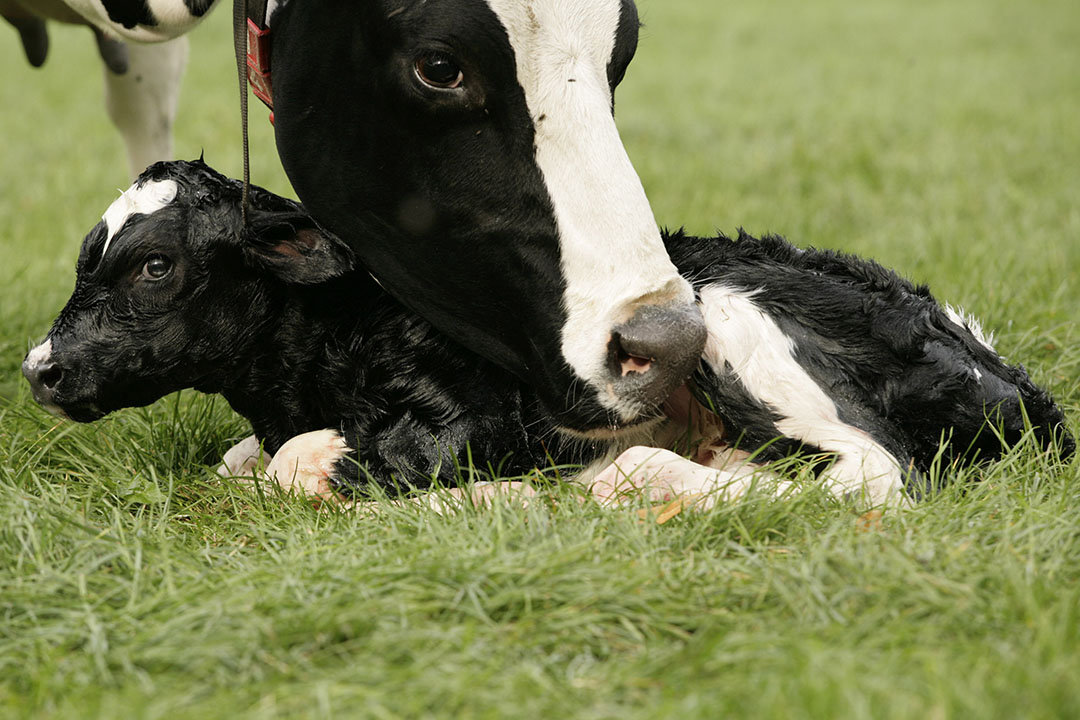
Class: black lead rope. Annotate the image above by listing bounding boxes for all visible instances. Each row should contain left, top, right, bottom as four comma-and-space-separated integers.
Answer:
232, 0, 251, 223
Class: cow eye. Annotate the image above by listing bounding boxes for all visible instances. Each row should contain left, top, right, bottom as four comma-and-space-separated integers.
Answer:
415, 53, 463, 89
141, 255, 173, 281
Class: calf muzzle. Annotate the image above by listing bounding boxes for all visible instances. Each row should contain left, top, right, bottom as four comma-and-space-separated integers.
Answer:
22, 355, 63, 409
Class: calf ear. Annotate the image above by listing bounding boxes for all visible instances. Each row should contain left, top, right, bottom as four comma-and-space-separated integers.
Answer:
245, 215, 356, 284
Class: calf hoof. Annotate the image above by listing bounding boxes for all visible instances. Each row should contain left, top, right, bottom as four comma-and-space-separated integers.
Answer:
263, 429, 351, 503
217, 434, 266, 479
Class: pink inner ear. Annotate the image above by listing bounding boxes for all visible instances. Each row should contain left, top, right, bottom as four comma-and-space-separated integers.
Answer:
272, 228, 321, 257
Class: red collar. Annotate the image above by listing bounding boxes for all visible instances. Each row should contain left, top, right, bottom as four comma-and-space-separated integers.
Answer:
246, 19, 274, 123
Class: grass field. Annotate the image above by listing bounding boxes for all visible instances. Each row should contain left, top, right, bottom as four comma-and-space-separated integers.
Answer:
1, 1, 1079, 717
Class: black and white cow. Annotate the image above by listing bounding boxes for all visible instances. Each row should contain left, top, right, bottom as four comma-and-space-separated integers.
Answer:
3, 0, 217, 177
22, 160, 1074, 508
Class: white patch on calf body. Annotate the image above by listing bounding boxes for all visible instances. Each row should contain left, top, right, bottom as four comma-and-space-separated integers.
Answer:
944, 304, 997, 354
698, 285, 907, 507
484, 0, 694, 408
101, 178, 178, 256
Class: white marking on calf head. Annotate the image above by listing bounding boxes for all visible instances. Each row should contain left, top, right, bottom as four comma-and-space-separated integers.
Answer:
484, 0, 694, 404
25, 338, 53, 369
944, 304, 997, 354
101, 178, 178, 257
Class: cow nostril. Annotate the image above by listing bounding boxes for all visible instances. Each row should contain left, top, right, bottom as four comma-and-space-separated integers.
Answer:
614, 343, 654, 377
608, 303, 707, 408
38, 363, 63, 390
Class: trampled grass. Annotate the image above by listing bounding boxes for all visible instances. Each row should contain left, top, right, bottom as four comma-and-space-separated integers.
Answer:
1, 1, 1078, 717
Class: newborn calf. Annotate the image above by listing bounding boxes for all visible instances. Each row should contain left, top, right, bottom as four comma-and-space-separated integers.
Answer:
23, 160, 1073, 507
626, 230, 1075, 505
22, 159, 547, 496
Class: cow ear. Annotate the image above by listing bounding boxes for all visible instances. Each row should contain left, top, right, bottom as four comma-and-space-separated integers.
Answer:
245, 213, 355, 284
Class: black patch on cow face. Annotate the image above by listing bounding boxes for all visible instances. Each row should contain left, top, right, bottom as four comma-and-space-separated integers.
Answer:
270, 0, 649, 431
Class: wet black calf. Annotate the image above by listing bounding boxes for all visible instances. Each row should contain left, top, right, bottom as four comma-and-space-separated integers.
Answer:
22, 159, 547, 492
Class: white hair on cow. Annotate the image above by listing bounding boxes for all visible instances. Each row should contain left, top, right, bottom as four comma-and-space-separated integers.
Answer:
483, 0, 694, 415
101, 178, 178, 257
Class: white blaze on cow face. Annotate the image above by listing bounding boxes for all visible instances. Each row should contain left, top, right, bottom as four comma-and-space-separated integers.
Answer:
101, 178, 178, 257
484, 0, 695, 407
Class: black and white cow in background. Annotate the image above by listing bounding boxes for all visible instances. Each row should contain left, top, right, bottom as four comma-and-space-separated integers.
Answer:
22, 160, 1074, 508
2, 0, 217, 177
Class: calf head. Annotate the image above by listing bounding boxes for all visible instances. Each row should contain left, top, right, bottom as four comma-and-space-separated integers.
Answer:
22, 159, 352, 421
269, 0, 706, 435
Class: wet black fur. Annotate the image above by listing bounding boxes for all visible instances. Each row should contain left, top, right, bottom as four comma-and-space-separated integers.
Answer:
666, 229, 1075, 481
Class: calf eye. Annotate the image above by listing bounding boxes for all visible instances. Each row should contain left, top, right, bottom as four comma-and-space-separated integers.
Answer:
415, 53, 464, 89
141, 255, 173, 281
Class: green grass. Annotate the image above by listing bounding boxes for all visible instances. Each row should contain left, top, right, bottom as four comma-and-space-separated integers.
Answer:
1, 0, 1078, 717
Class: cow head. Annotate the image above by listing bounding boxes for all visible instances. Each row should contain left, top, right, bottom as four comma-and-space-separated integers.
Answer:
22, 160, 354, 421
269, 0, 706, 436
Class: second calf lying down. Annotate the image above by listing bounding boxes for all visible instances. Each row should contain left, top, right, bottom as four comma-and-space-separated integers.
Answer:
23, 160, 1073, 507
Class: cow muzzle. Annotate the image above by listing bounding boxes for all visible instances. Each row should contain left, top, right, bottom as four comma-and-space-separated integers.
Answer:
604, 302, 707, 419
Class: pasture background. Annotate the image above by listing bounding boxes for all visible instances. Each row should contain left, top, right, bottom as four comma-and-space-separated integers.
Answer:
1, 0, 1078, 717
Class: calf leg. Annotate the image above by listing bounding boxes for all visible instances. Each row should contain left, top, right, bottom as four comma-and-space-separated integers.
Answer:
104, 36, 188, 178
217, 434, 266, 478
218, 429, 538, 512
261, 429, 351, 502
590, 445, 793, 509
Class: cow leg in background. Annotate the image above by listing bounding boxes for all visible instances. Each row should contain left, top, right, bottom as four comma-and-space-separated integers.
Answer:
104, 36, 187, 178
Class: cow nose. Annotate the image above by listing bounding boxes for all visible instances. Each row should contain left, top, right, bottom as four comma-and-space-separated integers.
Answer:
22, 357, 64, 404
608, 303, 707, 409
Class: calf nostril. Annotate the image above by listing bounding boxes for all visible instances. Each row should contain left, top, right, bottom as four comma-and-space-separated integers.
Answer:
38, 363, 63, 390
